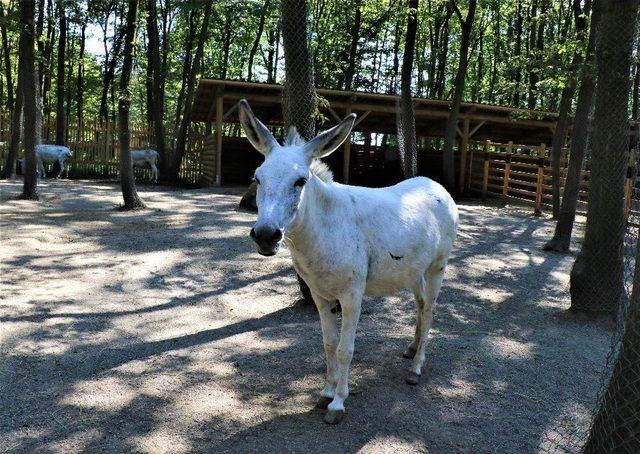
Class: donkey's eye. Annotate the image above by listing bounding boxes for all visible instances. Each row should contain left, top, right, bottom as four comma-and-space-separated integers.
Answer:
294, 177, 307, 188
253, 176, 261, 185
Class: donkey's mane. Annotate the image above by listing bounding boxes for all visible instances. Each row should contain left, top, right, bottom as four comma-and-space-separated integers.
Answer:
284, 126, 334, 184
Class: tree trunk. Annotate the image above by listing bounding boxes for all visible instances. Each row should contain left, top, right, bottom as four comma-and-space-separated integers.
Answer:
2, 56, 23, 179
247, 1, 268, 82
55, 0, 66, 145
398, 0, 419, 178
544, 0, 600, 253
583, 209, 640, 452
547, 0, 589, 219
513, 0, 523, 106
146, 0, 167, 176
99, 28, 124, 122
119, 0, 145, 210
174, 9, 196, 132
19, 0, 39, 200
76, 23, 86, 139
343, 0, 362, 91
442, 0, 477, 193
281, 0, 316, 140
0, 6, 14, 113
569, 0, 638, 317
171, 1, 212, 181
527, 0, 548, 109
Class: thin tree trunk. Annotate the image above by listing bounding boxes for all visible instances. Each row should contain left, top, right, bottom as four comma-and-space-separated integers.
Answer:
247, 1, 268, 82
76, 23, 86, 138
119, 0, 144, 210
442, 0, 477, 192
513, 0, 523, 106
2, 58, 23, 179
544, 0, 600, 252
146, 0, 167, 176
174, 9, 196, 132
548, 0, 588, 219
171, 1, 212, 181
19, 0, 40, 200
55, 0, 66, 145
569, 0, 637, 317
99, 28, 125, 122
399, 0, 419, 178
343, 0, 362, 91
0, 6, 14, 112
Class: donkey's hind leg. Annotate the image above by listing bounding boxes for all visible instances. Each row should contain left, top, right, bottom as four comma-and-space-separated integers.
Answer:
402, 288, 425, 359
405, 257, 447, 385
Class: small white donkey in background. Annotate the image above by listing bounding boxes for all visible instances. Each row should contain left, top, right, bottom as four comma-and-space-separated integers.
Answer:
131, 149, 159, 182
238, 100, 458, 424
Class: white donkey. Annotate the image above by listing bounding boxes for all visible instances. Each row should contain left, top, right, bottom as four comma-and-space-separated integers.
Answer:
21, 144, 73, 179
239, 100, 458, 424
131, 149, 159, 183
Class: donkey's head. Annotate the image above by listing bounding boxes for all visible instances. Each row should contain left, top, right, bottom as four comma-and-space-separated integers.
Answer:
238, 99, 355, 256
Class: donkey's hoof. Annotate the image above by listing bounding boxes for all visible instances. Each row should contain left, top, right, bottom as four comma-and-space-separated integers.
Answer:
315, 396, 333, 409
324, 409, 345, 425
405, 371, 421, 385
402, 346, 417, 359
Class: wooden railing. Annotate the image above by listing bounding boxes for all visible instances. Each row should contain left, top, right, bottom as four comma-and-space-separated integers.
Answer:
467, 139, 638, 219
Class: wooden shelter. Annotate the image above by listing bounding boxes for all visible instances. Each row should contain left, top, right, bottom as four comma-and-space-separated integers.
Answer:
192, 79, 562, 188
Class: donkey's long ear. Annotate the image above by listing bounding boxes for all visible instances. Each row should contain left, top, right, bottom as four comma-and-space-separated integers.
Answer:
238, 99, 279, 155
304, 114, 356, 159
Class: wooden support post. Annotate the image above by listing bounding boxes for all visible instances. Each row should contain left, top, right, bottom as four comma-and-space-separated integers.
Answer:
482, 150, 489, 200
535, 156, 545, 216
458, 118, 470, 194
502, 140, 513, 201
343, 105, 352, 184
214, 94, 224, 186
625, 150, 636, 218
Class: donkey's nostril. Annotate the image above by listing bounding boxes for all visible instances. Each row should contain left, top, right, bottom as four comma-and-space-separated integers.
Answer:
271, 229, 283, 242
250, 228, 257, 239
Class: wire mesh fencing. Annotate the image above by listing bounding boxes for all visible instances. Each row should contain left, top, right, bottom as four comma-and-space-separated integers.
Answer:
541, 1, 640, 452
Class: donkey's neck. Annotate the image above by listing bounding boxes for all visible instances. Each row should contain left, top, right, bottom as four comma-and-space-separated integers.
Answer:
286, 174, 334, 257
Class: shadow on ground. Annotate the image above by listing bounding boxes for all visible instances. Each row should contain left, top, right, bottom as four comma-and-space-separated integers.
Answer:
0, 179, 611, 453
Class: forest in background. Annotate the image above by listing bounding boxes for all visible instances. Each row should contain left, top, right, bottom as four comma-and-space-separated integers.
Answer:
1, 0, 635, 131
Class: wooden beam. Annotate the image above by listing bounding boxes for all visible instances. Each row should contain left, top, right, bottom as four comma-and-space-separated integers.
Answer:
215, 94, 224, 186
325, 106, 342, 122
469, 120, 486, 138
353, 110, 371, 127
458, 118, 470, 194
222, 102, 239, 122
343, 105, 353, 184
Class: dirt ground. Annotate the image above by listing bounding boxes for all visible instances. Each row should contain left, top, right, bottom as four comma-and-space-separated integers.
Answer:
0, 179, 613, 453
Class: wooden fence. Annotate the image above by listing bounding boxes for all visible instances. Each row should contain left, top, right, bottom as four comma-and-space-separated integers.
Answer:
466, 140, 638, 219
0, 117, 206, 184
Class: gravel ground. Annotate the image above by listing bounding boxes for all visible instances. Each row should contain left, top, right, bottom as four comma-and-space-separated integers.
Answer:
0, 179, 613, 453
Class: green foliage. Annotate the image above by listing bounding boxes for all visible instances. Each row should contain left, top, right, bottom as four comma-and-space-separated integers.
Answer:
0, 0, 602, 127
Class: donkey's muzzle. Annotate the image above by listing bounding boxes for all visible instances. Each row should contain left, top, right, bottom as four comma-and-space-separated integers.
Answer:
250, 226, 283, 256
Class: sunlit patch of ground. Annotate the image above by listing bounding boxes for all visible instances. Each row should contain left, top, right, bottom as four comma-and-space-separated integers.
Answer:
0, 179, 609, 453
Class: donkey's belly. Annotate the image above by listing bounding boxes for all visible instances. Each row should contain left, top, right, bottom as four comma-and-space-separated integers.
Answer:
364, 255, 427, 297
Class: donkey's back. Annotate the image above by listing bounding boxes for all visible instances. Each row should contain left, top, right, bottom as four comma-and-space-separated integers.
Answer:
325, 176, 458, 297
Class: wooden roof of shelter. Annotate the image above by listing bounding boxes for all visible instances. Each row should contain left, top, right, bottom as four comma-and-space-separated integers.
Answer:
192, 79, 561, 145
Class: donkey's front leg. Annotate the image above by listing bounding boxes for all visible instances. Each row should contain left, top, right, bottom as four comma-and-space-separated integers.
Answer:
325, 289, 363, 424
310, 290, 339, 409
